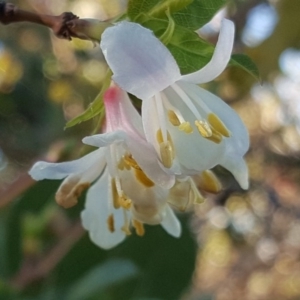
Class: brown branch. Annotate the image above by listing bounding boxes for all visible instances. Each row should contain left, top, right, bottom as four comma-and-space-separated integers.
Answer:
0, 2, 81, 40
11, 220, 85, 290
0, 172, 35, 209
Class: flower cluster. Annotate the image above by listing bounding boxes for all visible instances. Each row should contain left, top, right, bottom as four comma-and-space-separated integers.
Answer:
29, 19, 249, 249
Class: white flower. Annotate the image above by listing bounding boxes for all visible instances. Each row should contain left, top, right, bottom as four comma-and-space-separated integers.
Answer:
100, 20, 249, 189
29, 85, 203, 249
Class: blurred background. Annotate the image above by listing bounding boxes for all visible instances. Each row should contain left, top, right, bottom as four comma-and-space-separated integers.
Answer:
1, 0, 300, 299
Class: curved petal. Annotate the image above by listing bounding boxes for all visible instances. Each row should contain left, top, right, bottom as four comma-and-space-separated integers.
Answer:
178, 82, 249, 158
29, 148, 105, 181
105, 84, 144, 135
82, 131, 126, 148
160, 205, 181, 238
181, 19, 234, 84
100, 21, 181, 100
81, 168, 126, 249
126, 129, 175, 189
220, 155, 249, 189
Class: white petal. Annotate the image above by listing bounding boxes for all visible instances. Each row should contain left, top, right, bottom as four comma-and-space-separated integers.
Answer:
220, 156, 249, 189
81, 168, 126, 249
181, 19, 234, 84
126, 132, 175, 189
160, 205, 181, 238
141, 97, 161, 157
82, 131, 126, 148
100, 21, 181, 100
29, 149, 105, 181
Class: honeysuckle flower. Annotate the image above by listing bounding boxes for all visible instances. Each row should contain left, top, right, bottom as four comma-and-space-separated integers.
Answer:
29, 85, 205, 249
100, 19, 249, 189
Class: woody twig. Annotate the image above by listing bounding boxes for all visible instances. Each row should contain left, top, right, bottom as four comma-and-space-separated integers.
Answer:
0, 1, 96, 40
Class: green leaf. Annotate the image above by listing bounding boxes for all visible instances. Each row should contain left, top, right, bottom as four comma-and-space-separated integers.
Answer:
110, 215, 197, 300
148, 0, 194, 19
128, 0, 193, 21
141, 19, 260, 79
65, 259, 139, 300
127, 0, 160, 20
128, 0, 226, 30
230, 53, 261, 81
65, 71, 111, 128
172, 0, 227, 30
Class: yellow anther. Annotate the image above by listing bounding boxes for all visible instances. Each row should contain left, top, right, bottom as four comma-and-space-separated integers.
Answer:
198, 170, 222, 194
195, 120, 212, 137
168, 110, 181, 126
119, 194, 132, 210
111, 178, 120, 209
117, 158, 125, 171
156, 129, 175, 168
160, 141, 174, 168
178, 122, 193, 134
156, 128, 164, 144
205, 130, 222, 144
107, 214, 115, 233
191, 186, 205, 204
132, 219, 145, 237
208, 113, 230, 137
56, 179, 90, 209
123, 154, 140, 170
135, 169, 154, 187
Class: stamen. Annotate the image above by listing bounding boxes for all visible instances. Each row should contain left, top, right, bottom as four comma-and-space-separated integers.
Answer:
205, 128, 223, 144
111, 177, 132, 209
117, 158, 125, 170
190, 183, 205, 204
156, 129, 164, 144
195, 120, 212, 137
123, 154, 140, 170
168, 110, 181, 126
107, 214, 115, 232
122, 154, 154, 187
119, 194, 132, 210
178, 122, 193, 134
208, 113, 230, 137
119, 156, 131, 170
55, 176, 90, 209
162, 94, 185, 124
156, 129, 175, 168
171, 83, 203, 121
160, 141, 174, 168
132, 219, 145, 236
111, 178, 120, 209
121, 209, 132, 235
135, 169, 154, 187
155, 93, 168, 142
198, 170, 222, 194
